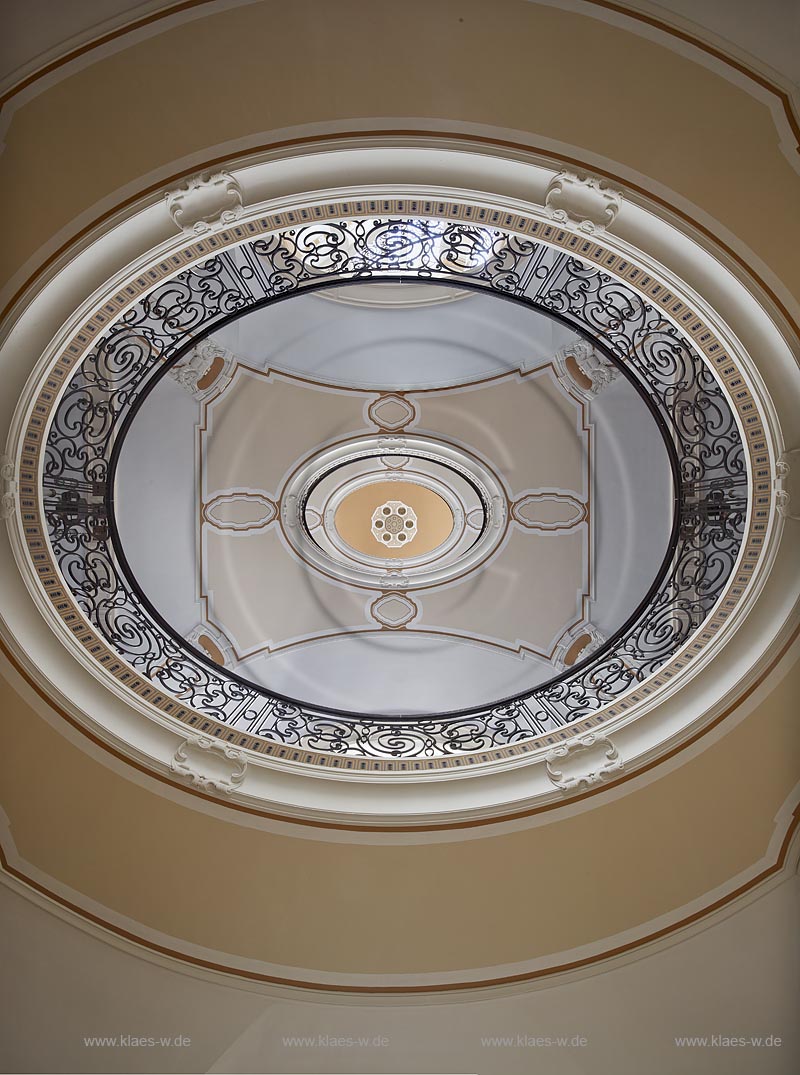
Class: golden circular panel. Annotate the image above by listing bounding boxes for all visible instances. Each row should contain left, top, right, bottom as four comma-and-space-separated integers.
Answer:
334, 480, 454, 560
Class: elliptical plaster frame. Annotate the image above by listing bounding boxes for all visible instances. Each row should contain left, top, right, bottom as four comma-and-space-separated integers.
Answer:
0, 137, 797, 829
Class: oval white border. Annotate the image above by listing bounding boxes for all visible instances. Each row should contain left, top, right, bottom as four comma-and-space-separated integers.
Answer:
1, 137, 796, 828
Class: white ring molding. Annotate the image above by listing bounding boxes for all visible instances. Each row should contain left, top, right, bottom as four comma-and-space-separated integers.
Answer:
1, 137, 798, 829
284, 434, 505, 590
320, 469, 469, 569
312, 457, 479, 573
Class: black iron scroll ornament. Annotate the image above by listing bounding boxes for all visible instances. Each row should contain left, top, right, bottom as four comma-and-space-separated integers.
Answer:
41, 219, 747, 758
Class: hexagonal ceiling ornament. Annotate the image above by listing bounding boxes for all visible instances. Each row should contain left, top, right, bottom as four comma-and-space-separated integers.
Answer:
371, 500, 418, 548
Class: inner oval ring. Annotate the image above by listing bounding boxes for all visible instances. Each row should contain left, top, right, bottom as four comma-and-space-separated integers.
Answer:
321, 465, 471, 567
282, 435, 508, 590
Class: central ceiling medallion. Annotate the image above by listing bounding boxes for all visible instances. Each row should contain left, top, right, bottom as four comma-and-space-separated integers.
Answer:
284, 436, 505, 591
371, 499, 418, 548
333, 479, 452, 560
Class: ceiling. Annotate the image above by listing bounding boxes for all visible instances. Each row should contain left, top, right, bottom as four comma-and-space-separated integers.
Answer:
114, 285, 672, 713
2, 0, 798, 91
0, 1, 798, 1070
2, 873, 798, 1074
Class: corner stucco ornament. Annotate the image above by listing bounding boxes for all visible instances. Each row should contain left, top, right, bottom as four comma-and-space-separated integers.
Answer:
544, 171, 623, 233
551, 621, 606, 673
185, 623, 236, 669
170, 736, 247, 794
545, 733, 624, 793
555, 339, 619, 402
165, 171, 243, 234
169, 336, 235, 400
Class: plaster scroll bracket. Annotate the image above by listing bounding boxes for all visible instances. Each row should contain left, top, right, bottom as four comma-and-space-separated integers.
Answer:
170, 735, 247, 795
165, 171, 244, 235
775, 448, 800, 521
1, 454, 17, 520
545, 733, 624, 794
544, 171, 623, 234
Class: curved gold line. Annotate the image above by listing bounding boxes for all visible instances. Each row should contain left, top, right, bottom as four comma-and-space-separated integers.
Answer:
1, 799, 797, 993
0, 0, 217, 109
1, 0, 796, 154
2, 129, 798, 352
1, 622, 797, 833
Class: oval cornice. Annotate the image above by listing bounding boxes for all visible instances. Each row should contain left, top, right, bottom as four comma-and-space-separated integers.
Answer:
1, 143, 795, 828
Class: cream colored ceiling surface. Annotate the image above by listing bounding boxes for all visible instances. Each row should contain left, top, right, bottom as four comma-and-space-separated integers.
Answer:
415, 371, 584, 491
1, 0, 799, 308
203, 374, 366, 495
1, 875, 798, 1074
200, 365, 587, 664
0, 656, 798, 981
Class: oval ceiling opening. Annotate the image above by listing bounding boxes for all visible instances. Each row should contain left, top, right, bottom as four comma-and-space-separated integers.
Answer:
113, 280, 675, 715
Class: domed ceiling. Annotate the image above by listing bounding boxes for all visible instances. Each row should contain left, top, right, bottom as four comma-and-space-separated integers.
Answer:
21, 207, 762, 787
113, 283, 674, 715
1, 0, 796, 1018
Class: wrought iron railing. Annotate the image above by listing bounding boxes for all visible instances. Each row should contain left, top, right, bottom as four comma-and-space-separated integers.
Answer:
41, 218, 747, 758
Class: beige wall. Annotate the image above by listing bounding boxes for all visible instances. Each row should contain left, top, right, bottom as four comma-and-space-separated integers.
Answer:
1, 650, 798, 976
1, 0, 799, 307
1, 873, 798, 1074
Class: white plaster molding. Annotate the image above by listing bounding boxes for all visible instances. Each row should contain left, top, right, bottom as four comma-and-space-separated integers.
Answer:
0, 146, 795, 825
317, 282, 471, 309
369, 592, 419, 630
552, 621, 606, 673
511, 491, 587, 531
169, 735, 247, 795
169, 336, 235, 401
284, 434, 503, 592
0, 454, 17, 520
544, 171, 623, 233
203, 491, 277, 532
165, 171, 243, 235
377, 567, 411, 590
774, 448, 800, 522
367, 394, 417, 431
554, 338, 619, 403
370, 500, 418, 549
186, 623, 235, 670
545, 733, 624, 793
378, 434, 408, 453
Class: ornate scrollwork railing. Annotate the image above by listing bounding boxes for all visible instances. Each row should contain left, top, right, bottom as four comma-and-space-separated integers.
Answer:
40, 217, 748, 758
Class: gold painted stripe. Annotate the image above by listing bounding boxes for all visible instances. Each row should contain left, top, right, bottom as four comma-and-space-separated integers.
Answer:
0, 790, 797, 992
